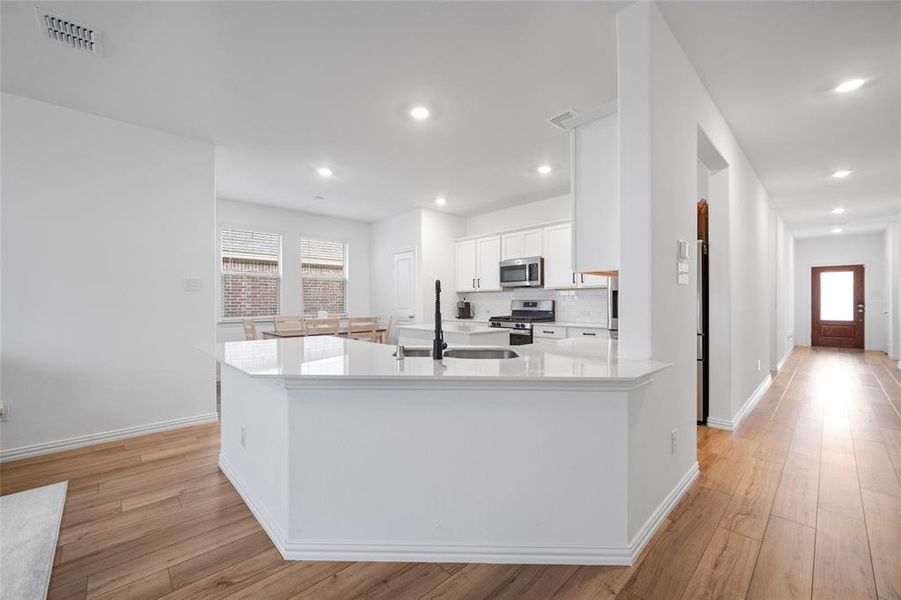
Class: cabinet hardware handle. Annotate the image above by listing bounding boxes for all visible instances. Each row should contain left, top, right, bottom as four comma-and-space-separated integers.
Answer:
581, 274, 585, 284
477, 278, 480, 287
472, 278, 476, 288
571, 273, 575, 284
582, 332, 596, 336
542, 330, 554, 334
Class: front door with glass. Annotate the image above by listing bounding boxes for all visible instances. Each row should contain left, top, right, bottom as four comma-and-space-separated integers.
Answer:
811, 264, 865, 349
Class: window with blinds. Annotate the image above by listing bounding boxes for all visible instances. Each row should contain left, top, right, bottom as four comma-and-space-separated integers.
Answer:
300, 238, 347, 317
221, 228, 281, 319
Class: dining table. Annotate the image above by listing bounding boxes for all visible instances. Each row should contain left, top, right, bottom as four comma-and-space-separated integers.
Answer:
261, 328, 388, 344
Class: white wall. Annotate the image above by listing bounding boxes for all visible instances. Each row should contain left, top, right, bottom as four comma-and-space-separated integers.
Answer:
794, 231, 889, 351
1, 94, 217, 457
370, 210, 423, 321
465, 195, 570, 237
618, 2, 776, 534
216, 199, 371, 342
772, 214, 796, 367
420, 209, 467, 319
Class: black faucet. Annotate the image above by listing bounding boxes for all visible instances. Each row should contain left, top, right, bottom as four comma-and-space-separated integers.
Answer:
433, 279, 447, 360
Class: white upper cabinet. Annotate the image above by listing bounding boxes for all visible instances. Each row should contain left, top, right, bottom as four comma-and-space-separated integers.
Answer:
475, 235, 501, 290
501, 228, 543, 260
572, 110, 619, 274
455, 235, 501, 292
455, 239, 477, 292
544, 223, 576, 289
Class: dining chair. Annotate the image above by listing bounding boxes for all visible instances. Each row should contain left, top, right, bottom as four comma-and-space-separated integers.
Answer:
243, 319, 259, 341
347, 316, 380, 342
385, 315, 397, 345
274, 314, 303, 333
304, 317, 341, 336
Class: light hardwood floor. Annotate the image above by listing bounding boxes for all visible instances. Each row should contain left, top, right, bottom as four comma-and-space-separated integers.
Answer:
2, 347, 900, 599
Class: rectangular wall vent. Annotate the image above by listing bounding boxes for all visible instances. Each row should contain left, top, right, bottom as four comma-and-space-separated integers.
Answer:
547, 109, 579, 130
35, 8, 103, 56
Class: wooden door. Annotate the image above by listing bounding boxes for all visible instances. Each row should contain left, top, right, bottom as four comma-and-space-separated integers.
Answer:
811, 265, 864, 349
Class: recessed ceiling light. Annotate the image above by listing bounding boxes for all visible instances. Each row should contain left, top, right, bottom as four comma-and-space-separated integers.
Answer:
434, 197, 447, 206
831, 227, 843, 234
409, 105, 430, 121
536, 164, 552, 175
832, 169, 852, 179
317, 167, 333, 177
831, 207, 846, 215
834, 78, 866, 93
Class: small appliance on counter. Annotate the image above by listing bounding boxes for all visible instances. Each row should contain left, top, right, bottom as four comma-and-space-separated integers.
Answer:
456, 299, 473, 319
488, 299, 555, 345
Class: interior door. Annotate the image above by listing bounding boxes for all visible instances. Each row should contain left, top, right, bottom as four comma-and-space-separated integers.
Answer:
811, 265, 864, 349
393, 250, 417, 324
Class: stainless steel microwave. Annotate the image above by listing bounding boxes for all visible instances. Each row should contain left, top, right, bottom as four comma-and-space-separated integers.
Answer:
499, 257, 544, 288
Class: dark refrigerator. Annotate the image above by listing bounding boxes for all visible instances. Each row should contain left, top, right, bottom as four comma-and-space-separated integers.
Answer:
697, 240, 709, 423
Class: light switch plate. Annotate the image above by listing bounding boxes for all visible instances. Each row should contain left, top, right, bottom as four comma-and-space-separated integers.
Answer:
678, 240, 691, 260
183, 277, 202, 292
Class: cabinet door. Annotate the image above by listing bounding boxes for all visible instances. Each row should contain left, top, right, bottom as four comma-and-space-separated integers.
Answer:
579, 273, 608, 288
501, 232, 524, 261
572, 112, 619, 273
455, 240, 477, 292
544, 224, 575, 289
476, 236, 501, 290
522, 228, 543, 257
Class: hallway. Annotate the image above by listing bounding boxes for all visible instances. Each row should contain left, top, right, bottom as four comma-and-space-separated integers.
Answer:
625, 346, 901, 599
1, 348, 899, 599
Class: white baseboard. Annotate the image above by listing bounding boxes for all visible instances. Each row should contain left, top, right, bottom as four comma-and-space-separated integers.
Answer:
774, 346, 795, 371
705, 373, 773, 432
625, 461, 699, 563
0, 412, 219, 463
220, 453, 699, 566
218, 455, 288, 558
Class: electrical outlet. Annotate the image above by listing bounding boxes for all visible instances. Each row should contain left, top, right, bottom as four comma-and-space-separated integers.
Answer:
670, 429, 678, 454
757, 359, 762, 371
240, 426, 247, 448
0, 404, 8, 422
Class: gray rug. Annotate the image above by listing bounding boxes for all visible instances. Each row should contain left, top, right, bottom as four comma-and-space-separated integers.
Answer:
0, 481, 67, 600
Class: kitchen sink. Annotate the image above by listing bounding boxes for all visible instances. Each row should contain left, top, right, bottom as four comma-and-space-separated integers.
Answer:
393, 348, 519, 359
443, 349, 519, 359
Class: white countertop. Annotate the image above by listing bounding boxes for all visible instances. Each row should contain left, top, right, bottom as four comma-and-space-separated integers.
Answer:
398, 323, 499, 335
201, 336, 670, 385
449, 319, 608, 329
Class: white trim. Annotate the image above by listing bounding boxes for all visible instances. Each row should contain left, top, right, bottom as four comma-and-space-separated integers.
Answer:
774, 345, 795, 371
218, 455, 288, 559
625, 461, 699, 562
0, 413, 219, 463
705, 373, 773, 432
219, 453, 698, 566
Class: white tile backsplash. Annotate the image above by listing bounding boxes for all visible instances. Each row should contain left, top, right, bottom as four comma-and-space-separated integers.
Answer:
457, 288, 608, 325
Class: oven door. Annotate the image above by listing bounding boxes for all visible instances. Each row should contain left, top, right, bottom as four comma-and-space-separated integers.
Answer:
507, 329, 533, 345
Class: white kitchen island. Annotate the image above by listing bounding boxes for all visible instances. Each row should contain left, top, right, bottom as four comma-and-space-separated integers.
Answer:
397, 322, 509, 346
204, 336, 691, 566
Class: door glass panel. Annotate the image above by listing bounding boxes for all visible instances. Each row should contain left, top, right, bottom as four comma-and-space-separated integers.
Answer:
820, 271, 854, 321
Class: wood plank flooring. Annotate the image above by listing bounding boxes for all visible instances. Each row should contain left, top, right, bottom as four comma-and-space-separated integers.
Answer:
2, 346, 900, 599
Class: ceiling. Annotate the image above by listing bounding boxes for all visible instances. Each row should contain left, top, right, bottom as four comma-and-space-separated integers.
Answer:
3, 2, 898, 234
659, 1, 901, 239
0, 1, 623, 222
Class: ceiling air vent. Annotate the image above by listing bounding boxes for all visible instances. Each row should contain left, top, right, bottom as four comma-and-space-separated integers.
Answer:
547, 109, 580, 130
35, 8, 103, 56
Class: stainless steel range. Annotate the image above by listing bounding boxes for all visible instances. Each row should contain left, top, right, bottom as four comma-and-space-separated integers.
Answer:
488, 299, 555, 345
